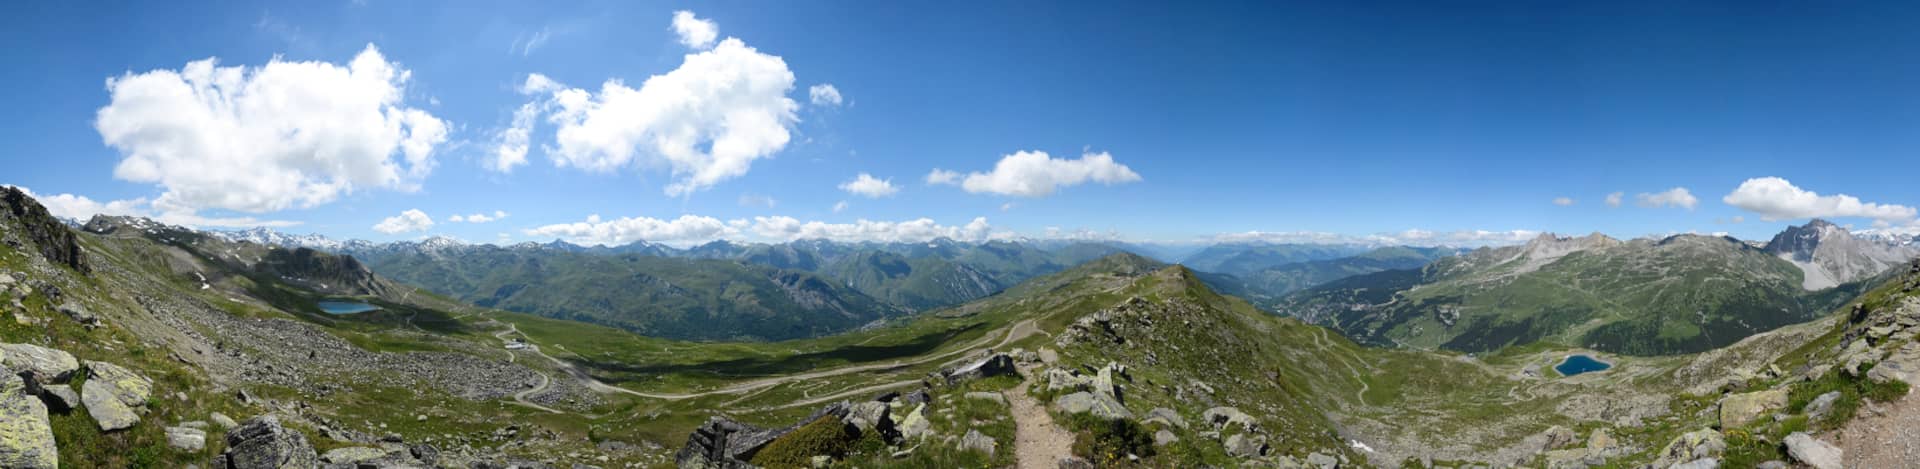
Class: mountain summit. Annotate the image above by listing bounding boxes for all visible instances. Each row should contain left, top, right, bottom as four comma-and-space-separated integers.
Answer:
1764, 219, 1920, 289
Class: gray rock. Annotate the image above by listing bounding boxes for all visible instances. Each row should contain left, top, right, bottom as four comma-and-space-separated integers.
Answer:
166, 426, 208, 452
0, 343, 79, 383
1783, 432, 1842, 469
83, 360, 153, 408
81, 378, 139, 431
1143, 407, 1187, 429
1203, 406, 1259, 433
0, 373, 56, 468
1153, 429, 1179, 446
941, 353, 1016, 385
1755, 460, 1788, 469
56, 302, 99, 326
1307, 452, 1340, 468
1037, 348, 1059, 364
1542, 425, 1578, 450
1055, 392, 1133, 420
845, 401, 893, 435
1223, 433, 1268, 459
210, 412, 239, 429
38, 384, 78, 412
959, 429, 996, 456
320, 446, 386, 464
1867, 341, 1920, 385
1805, 391, 1842, 421
1649, 429, 1726, 469
898, 404, 931, 440
222, 415, 321, 469
1671, 458, 1720, 469
1044, 368, 1094, 393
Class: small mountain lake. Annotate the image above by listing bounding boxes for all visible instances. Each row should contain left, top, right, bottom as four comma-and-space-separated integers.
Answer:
316, 301, 379, 315
1555, 354, 1611, 376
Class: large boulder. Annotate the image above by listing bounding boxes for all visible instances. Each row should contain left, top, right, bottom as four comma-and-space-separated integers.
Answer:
844, 401, 893, 436
1043, 368, 1094, 394
1805, 391, 1842, 422
1223, 433, 1268, 459
320, 447, 387, 464
222, 415, 321, 469
81, 378, 139, 431
1784, 433, 1842, 469
83, 361, 152, 408
1718, 388, 1788, 428
1649, 429, 1726, 469
1055, 391, 1133, 420
1203, 406, 1259, 433
1143, 407, 1187, 429
675, 403, 851, 468
0, 373, 56, 468
38, 384, 77, 412
897, 404, 931, 440
0, 343, 79, 383
940, 353, 1015, 385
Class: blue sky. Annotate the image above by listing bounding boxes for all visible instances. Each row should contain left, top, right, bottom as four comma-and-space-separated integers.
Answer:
4, 1, 1919, 246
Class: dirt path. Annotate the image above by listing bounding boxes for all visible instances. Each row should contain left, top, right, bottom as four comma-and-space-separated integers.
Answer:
1006, 365, 1075, 468
1836, 388, 1920, 467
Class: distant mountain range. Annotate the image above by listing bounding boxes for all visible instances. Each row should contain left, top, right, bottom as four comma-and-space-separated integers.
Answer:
1279, 221, 1918, 355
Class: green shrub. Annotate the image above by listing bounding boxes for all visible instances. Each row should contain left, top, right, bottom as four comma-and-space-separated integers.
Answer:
1064, 412, 1155, 466
750, 415, 856, 468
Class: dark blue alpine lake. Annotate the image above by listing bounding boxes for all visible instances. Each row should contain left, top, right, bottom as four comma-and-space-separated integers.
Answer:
1555, 354, 1611, 376
317, 301, 379, 315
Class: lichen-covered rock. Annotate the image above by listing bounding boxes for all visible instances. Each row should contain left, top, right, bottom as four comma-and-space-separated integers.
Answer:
1650, 429, 1726, 469
81, 378, 139, 431
898, 404, 931, 440
1867, 341, 1920, 385
210, 412, 239, 430
0, 343, 79, 383
222, 415, 320, 469
83, 360, 152, 408
1718, 388, 1788, 428
1805, 391, 1842, 422
0, 373, 57, 468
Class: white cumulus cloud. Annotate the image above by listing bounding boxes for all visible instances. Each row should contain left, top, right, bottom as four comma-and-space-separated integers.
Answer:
95, 44, 447, 214
671, 10, 718, 49
515, 13, 798, 196
1635, 188, 1698, 210
838, 173, 898, 198
373, 209, 436, 234
1552, 197, 1575, 206
448, 210, 509, 223
748, 216, 1007, 243
809, 84, 842, 107
1722, 176, 1917, 223
524, 213, 733, 246
928, 150, 1141, 197
1605, 192, 1624, 208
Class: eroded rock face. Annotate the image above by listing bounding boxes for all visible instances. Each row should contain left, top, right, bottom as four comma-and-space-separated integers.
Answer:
0, 373, 57, 468
675, 403, 852, 468
166, 426, 207, 452
221, 415, 320, 469
0, 187, 89, 274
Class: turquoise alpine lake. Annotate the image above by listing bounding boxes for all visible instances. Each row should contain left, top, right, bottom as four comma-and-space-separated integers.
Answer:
1555, 354, 1611, 376
317, 301, 379, 315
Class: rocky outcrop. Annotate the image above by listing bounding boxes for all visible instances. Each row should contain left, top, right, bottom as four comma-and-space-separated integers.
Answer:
254, 247, 390, 297
959, 429, 996, 456
1718, 388, 1788, 428
1049, 362, 1133, 420
0, 187, 89, 274
0, 373, 56, 468
1783, 432, 1842, 469
675, 402, 851, 468
217, 415, 320, 469
1541, 428, 1625, 469
939, 353, 1014, 385
1203, 406, 1259, 433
